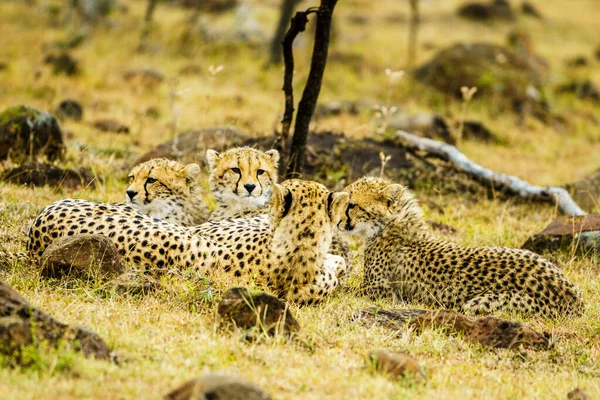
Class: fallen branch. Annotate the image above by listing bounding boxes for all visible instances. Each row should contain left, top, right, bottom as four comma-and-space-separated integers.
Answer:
395, 130, 586, 216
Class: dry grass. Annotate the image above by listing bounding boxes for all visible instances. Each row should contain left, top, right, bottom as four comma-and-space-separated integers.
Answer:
1, 0, 600, 398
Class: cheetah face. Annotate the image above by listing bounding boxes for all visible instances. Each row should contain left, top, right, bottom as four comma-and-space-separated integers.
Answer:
331, 181, 406, 238
206, 147, 279, 208
126, 158, 201, 219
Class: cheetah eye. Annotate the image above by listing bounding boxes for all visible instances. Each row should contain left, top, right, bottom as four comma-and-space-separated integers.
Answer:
257, 169, 265, 176
127, 175, 134, 183
146, 177, 157, 184
231, 167, 241, 174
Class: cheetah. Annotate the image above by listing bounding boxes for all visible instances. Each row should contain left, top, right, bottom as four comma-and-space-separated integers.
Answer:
27, 180, 347, 304
205, 147, 279, 220
206, 146, 353, 280
330, 176, 584, 318
125, 158, 210, 226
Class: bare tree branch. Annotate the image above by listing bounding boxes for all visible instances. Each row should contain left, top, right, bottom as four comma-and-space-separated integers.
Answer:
395, 130, 586, 216
277, 9, 316, 156
286, 0, 338, 178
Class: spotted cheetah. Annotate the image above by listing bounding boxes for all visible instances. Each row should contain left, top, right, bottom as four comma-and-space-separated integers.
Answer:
205, 147, 279, 220
330, 176, 584, 318
206, 147, 353, 280
125, 158, 210, 226
27, 180, 346, 304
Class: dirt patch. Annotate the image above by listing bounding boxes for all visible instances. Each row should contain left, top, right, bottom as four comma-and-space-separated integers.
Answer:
356, 307, 549, 350
1, 163, 95, 189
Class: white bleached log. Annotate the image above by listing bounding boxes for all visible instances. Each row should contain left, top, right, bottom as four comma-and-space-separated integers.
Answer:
395, 130, 586, 216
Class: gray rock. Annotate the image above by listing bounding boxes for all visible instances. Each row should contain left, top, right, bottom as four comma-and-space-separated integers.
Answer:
40, 234, 125, 281
0, 105, 65, 162
522, 215, 600, 254
0, 280, 111, 362
165, 374, 272, 400
55, 99, 84, 121
368, 350, 426, 382
415, 43, 547, 103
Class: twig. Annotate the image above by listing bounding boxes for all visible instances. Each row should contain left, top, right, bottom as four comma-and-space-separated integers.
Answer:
395, 130, 586, 216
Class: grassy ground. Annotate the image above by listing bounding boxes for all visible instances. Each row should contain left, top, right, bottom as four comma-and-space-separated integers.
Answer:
1, 0, 600, 398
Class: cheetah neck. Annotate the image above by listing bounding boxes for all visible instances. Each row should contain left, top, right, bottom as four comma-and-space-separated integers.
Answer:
378, 214, 432, 244
211, 200, 269, 220
270, 210, 332, 285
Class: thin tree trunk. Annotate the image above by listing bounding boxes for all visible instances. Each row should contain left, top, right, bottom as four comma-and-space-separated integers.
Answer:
138, 0, 159, 52
286, 0, 337, 178
407, 0, 420, 69
270, 0, 299, 65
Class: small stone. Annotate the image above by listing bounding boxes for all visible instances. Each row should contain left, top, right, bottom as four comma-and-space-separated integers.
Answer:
40, 234, 125, 281
43, 52, 79, 76
123, 69, 164, 87
1, 163, 95, 189
108, 272, 160, 295
521, 2, 544, 19
522, 215, 600, 254
92, 119, 130, 134
568, 388, 590, 400
165, 374, 272, 400
566, 56, 588, 68
368, 350, 426, 382
0, 105, 65, 162
55, 99, 83, 121
557, 80, 600, 102
217, 287, 299, 336
457, 0, 514, 21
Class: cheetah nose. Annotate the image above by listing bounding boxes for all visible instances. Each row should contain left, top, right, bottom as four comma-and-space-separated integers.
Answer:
244, 183, 256, 194
126, 190, 138, 200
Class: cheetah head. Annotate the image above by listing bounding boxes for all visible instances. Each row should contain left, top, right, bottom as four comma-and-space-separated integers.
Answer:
126, 158, 201, 219
206, 147, 279, 209
269, 179, 347, 231
331, 176, 423, 238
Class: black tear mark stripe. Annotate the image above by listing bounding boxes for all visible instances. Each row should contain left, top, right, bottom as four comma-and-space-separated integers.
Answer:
143, 166, 154, 201
326, 192, 334, 216
282, 190, 293, 218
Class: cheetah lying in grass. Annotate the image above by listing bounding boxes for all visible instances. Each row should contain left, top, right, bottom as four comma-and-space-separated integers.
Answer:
125, 158, 210, 226
205, 147, 353, 279
330, 176, 585, 318
27, 179, 347, 304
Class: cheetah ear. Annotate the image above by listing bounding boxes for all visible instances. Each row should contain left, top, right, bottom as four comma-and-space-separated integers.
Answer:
380, 184, 404, 208
328, 192, 349, 221
184, 163, 201, 180
205, 149, 220, 170
271, 184, 292, 218
265, 149, 280, 165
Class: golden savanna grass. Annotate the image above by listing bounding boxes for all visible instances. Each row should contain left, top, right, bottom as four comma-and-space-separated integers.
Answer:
1, 0, 600, 398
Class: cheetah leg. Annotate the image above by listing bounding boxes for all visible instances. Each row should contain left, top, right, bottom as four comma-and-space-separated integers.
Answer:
359, 281, 396, 300
462, 293, 542, 316
287, 255, 346, 304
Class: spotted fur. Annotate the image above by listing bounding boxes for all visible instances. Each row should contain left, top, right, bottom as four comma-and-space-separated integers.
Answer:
27, 180, 347, 304
331, 176, 585, 318
126, 158, 210, 226
206, 147, 353, 281
206, 147, 279, 220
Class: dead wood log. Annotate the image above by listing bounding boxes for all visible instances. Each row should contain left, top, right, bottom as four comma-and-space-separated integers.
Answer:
395, 130, 586, 216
